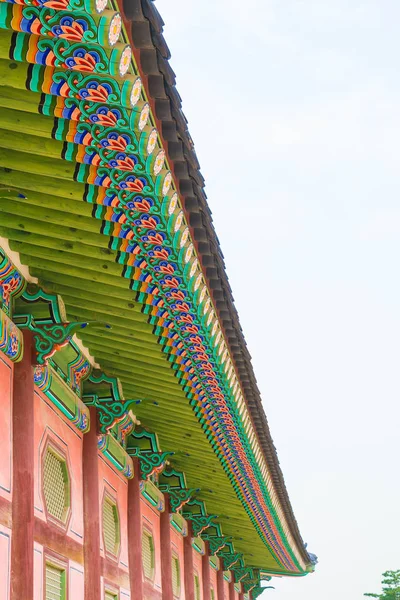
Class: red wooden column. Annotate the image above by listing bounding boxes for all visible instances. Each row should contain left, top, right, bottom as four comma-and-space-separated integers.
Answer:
216, 568, 225, 600
128, 457, 143, 600
184, 522, 195, 600
160, 494, 173, 600
11, 331, 34, 600
83, 406, 101, 600
229, 579, 235, 600
201, 544, 211, 600
238, 593, 244, 600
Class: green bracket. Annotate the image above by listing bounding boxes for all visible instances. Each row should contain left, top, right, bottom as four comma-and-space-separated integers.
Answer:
183, 514, 218, 537
14, 313, 89, 364
218, 553, 243, 571
83, 371, 134, 433
158, 486, 199, 512
201, 535, 233, 555
128, 448, 174, 480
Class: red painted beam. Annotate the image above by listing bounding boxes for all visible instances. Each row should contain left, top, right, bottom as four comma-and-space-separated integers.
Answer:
11, 332, 34, 600
83, 407, 101, 600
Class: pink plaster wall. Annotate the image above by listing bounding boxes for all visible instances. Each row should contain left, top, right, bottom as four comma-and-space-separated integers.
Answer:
33, 389, 84, 544
209, 565, 218, 600
0, 356, 13, 503
193, 548, 204, 600
141, 496, 162, 599
223, 579, 230, 600
170, 524, 185, 600
98, 452, 129, 585
0, 523, 11, 600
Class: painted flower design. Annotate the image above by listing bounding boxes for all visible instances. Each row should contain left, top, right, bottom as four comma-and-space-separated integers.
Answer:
155, 262, 176, 275
125, 197, 153, 212
119, 176, 145, 192
80, 81, 112, 102
168, 192, 178, 215
108, 13, 122, 46
179, 227, 189, 248
138, 102, 149, 130
52, 17, 87, 41
119, 46, 132, 77
133, 215, 159, 229
149, 247, 170, 260
89, 109, 118, 127
65, 49, 100, 72
146, 129, 158, 156
153, 149, 165, 175
108, 154, 137, 171
173, 210, 184, 233
141, 231, 165, 245
42, 0, 69, 9
95, 0, 108, 13
100, 132, 130, 151
1, 276, 20, 303
185, 244, 194, 265
130, 78, 142, 108
160, 276, 181, 288
162, 172, 172, 196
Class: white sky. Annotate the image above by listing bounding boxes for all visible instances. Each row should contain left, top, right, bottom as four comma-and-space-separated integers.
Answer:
156, 1, 400, 598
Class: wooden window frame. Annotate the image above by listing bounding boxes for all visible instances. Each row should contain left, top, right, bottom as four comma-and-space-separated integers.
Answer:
41, 436, 72, 531
43, 550, 68, 600
101, 489, 121, 561
172, 553, 181, 599
142, 525, 155, 582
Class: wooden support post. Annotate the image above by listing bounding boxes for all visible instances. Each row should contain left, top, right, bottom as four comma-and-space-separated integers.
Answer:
216, 568, 225, 600
128, 457, 143, 600
238, 593, 244, 600
160, 494, 173, 600
202, 544, 211, 600
184, 522, 195, 600
83, 406, 101, 600
11, 331, 34, 600
229, 579, 235, 600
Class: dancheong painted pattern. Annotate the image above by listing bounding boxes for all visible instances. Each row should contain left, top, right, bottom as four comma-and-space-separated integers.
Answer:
0, 0, 315, 586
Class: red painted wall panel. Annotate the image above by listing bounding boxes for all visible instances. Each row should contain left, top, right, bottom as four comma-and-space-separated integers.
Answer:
193, 549, 204, 600
33, 389, 84, 545
209, 565, 218, 600
0, 356, 13, 504
141, 497, 162, 599
170, 525, 185, 600
98, 451, 130, 591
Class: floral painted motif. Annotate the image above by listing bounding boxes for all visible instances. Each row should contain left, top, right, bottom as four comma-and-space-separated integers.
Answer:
64, 49, 100, 72
138, 102, 149, 129
108, 13, 122, 46
51, 16, 87, 41
153, 149, 165, 175
95, 0, 108, 13
146, 129, 158, 155
130, 78, 142, 108
118, 45, 132, 77
162, 172, 172, 196
79, 80, 113, 103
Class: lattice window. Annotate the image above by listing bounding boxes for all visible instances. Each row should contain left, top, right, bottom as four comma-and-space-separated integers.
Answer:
103, 495, 120, 556
45, 563, 66, 600
43, 446, 70, 524
172, 556, 181, 598
142, 530, 155, 580
194, 573, 200, 600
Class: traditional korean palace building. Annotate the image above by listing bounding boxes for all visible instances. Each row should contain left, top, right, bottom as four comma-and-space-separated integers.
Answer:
0, 0, 316, 598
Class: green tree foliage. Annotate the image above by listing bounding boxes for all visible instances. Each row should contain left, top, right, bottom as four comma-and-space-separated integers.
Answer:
364, 571, 400, 599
